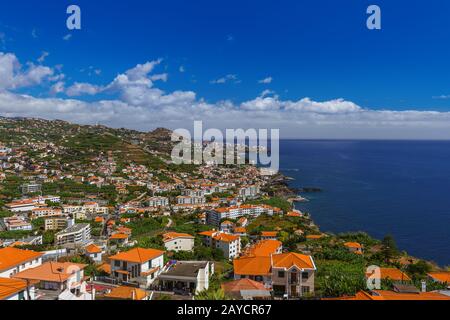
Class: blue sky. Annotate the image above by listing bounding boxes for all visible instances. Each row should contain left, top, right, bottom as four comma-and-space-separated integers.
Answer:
1, 0, 450, 138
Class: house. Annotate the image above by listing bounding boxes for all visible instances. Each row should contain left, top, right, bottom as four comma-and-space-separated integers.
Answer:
220, 220, 234, 233
344, 242, 363, 255
158, 261, 213, 294
162, 232, 195, 252
199, 230, 241, 259
366, 267, 411, 282
245, 240, 283, 257
221, 278, 272, 300
237, 217, 248, 227
271, 252, 316, 297
260, 231, 278, 240
0, 277, 36, 300
0, 247, 43, 278
55, 223, 92, 246
102, 285, 150, 300
109, 233, 130, 246
233, 252, 316, 298
427, 272, 450, 288
109, 247, 165, 288
85, 244, 103, 263
13, 262, 91, 300
233, 227, 247, 236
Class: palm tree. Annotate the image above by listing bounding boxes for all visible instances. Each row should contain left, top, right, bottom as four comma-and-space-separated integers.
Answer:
195, 288, 230, 300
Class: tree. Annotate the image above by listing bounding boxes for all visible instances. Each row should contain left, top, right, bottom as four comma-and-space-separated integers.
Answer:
381, 235, 399, 262
195, 288, 230, 300
406, 260, 431, 280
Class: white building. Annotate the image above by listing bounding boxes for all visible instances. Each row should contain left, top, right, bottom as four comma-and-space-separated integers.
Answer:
2, 216, 32, 231
147, 197, 169, 208
13, 261, 92, 300
0, 247, 43, 279
207, 205, 282, 226
55, 223, 91, 246
109, 247, 165, 288
0, 278, 36, 300
199, 231, 241, 260
159, 261, 214, 294
163, 232, 195, 252
177, 196, 206, 205
84, 244, 103, 263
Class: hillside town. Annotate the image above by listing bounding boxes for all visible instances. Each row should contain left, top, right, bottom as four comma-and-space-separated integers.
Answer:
0, 117, 449, 301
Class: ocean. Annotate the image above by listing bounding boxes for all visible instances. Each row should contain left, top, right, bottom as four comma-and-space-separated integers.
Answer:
280, 140, 450, 267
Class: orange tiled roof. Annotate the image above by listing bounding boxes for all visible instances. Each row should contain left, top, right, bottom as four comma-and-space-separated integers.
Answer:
245, 240, 282, 257
272, 252, 315, 270
104, 286, 148, 300
233, 227, 247, 234
109, 233, 129, 240
199, 230, 217, 237
428, 272, 450, 283
344, 242, 363, 249
109, 248, 164, 264
221, 278, 269, 293
0, 248, 43, 272
344, 290, 450, 301
0, 278, 29, 300
366, 267, 411, 281
163, 232, 194, 242
261, 231, 278, 237
306, 234, 324, 240
13, 262, 86, 283
233, 256, 271, 276
213, 233, 239, 243
99, 263, 111, 275
287, 211, 302, 217
85, 244, 102, 254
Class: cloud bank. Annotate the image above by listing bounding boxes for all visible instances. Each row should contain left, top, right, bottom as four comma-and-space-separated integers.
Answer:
1, 51, 450, 139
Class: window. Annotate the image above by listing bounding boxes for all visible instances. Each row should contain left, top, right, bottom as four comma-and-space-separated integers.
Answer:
114, 260, 120, 267
278, 271, 285, 278
302, 286, 310, 294
302, 272, 309, 280
18, 291, 25, 300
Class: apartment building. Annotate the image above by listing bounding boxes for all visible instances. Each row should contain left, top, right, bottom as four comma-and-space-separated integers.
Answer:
44, 216, 74, 231
147, 197, 169, 208
2, 216, 32, 231
55, 223, 91, 246
207, 205, 282, 226
31, 207, 63, 220
176, 195, 206, 205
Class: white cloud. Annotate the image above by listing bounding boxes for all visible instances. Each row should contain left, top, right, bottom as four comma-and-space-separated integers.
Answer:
37, 51, 49, 63
63, 34, 72, 41
2, 51, 450, 139
258, 77, 273, 84
179, 66, 185, 73
66, 82, 103, 97
210, 74, 239, 84
50, 81, 65, 95
0, 52, 54, 90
